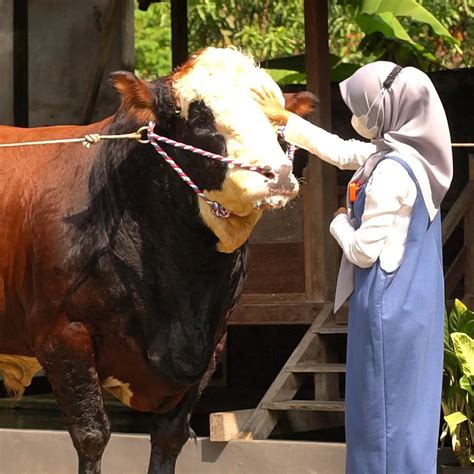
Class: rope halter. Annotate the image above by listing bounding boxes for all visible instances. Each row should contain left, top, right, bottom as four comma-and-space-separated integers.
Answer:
0, 121, 298, 219
277, 126, 297, 162
145, 121, 298, 219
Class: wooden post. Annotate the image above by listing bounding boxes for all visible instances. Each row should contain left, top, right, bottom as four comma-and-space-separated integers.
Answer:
13, 0, 28, 126
0, 0, 14, 125
465, 155, 474, 308
303, 0, 338, 302
170, 0, 188, 69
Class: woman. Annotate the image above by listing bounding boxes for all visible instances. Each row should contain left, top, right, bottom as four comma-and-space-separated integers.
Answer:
254, 62, 453, 473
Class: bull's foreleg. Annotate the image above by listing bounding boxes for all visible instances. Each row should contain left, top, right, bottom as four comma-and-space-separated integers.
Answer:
148, 333, 227, 473
147, 385, 199, 474
36, 320, 111, 474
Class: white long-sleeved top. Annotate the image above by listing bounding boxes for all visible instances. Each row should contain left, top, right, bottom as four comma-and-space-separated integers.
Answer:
285, 113, 417, 272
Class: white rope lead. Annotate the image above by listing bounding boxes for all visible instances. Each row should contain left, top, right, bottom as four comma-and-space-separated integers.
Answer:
0, 125, 472, 150
0, 127, 149, 149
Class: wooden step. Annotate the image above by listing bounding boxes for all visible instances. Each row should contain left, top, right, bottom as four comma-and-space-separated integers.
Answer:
262, 400, 345, 412
286, 363, 346, 373
313, 326, 348, 334
237, 304, 343, 439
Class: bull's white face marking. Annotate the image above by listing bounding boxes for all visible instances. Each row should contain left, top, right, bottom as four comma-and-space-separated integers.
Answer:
172, 47, 299, 253
102, 376, 134, 407
0, 354, 42, 398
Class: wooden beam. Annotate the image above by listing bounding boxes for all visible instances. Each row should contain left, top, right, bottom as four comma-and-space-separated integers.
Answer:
442, 181, 474, 245
209, 408, 344, 442
287, 362, 346, 373
210, 409, 254, 442
465, 155, 474, 307
170, 0, 188, 69
445, 246, 467, 300
303, 0, 338, 302
304, 0, 331, 130
229, 301, 324, 325
0, 0, 14, 125
13, 0, 28, 126
239, 293, 308, 304
244, 242, 305, 294
262, 400, 345, 412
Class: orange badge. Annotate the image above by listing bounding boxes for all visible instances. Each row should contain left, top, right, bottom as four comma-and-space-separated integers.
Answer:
348, 182, 358, 203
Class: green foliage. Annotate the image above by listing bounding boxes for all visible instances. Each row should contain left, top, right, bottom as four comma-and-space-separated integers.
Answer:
442, 299, 474, 467
134, 0, 474, 83
261, 54, 360, 83
414, 0, 474, 68
188, 0, 305, 61
134, 0, 306, 80
135, 3, 171, 78
352, 0, 459, 70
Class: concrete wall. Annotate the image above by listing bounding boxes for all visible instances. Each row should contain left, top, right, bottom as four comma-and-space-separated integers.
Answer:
28, 0, 135, 126
0, 429, 346, 474
0, 0, 13, 125
0, 0, 135, 127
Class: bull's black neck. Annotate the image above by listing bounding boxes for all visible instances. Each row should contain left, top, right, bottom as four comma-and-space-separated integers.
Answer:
88, 115, 218, 256
64, 113, 247, 387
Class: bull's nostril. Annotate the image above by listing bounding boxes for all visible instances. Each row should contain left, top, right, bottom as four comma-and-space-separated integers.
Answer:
262, 165, 275, 180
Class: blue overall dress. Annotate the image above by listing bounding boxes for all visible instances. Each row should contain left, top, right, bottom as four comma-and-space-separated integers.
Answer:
345, 156, 444, 474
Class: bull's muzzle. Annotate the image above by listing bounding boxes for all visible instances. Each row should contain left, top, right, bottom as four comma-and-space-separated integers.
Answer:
268, 164, 296, 193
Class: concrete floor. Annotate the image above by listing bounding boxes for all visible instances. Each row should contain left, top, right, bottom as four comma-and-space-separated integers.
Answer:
0, 429, 346, 474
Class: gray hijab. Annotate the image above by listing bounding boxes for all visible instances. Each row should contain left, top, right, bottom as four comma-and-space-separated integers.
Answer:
340, 61, 453, 220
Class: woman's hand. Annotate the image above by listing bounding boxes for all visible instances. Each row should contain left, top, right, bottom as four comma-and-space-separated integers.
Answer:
334, 207, 348, 218
251, 86, 292, 125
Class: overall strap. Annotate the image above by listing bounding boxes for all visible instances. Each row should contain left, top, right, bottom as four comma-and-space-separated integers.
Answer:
374, 155, 420, 192
376, 155, 438, 231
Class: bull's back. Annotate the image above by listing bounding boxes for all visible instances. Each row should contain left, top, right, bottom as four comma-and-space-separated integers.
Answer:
0, 118, 113, 348
0, 118, 113, 189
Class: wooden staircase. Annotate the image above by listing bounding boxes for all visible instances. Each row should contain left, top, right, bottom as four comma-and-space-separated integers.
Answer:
208, 157, 474, 442
237, 303, 347, 440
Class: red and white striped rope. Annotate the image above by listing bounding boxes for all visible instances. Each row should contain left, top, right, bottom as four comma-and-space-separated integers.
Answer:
277, 126, 297, 162
148, 139, 231, 218
145, 122, 298, 219
147, 122, 273, 177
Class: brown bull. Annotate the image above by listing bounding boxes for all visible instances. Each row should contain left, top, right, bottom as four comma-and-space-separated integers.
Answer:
0, 47, 315, 473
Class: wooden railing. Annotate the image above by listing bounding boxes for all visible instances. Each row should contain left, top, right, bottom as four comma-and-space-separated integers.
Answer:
442, 154, 474, 307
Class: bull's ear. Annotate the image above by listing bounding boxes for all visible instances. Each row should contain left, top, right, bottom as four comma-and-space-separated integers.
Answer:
284, 91, 318, 120
111, 71, 155, 116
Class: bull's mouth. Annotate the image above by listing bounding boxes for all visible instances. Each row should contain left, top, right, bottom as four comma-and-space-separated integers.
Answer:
253, 188, 298, 211
203, 174, 299, 218
268, 188, 297, 196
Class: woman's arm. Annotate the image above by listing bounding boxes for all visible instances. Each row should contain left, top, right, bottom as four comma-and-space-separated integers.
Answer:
252, 86, 376, 170
284, 114, 376, 170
